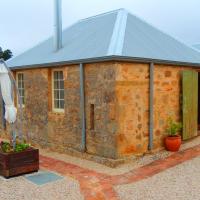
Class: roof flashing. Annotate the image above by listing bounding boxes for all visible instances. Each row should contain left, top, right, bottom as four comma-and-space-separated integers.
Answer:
107, 9, 128, 56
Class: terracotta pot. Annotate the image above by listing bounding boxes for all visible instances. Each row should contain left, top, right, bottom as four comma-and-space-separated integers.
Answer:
164, 135, 181, 152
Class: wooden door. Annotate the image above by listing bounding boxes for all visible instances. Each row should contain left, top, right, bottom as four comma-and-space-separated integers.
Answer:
182, 70, 198, 140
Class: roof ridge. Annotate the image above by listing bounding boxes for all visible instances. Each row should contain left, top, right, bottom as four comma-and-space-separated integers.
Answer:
107, 9, 128, 56
78, 8, 125, 23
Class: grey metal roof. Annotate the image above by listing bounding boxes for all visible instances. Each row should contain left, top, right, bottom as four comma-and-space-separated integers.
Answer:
7, 8, 200, 69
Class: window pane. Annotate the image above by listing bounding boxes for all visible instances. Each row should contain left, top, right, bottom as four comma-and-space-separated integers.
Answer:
22, 80, 24, 89
60, 90, 64, 99
59, 71, 63, 79
60, 80, 64, 89
18, 81, 21, 89
54, 90, 59, 99
54, 71, 58, 80
18, 74, 21, 80
22, 90, 25, 97
54, 100, 59, 108
54, 81, 59, 89
60, 100, 64, 109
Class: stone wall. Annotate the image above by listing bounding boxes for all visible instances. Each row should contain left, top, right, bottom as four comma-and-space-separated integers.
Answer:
115, 62, 150, 157
0, 61, 196, 160
2, 66, 82, 152
0, 62, 119, 159
115, 62, 195, 157
84, 62, 118, 159
153, 65, 195, 149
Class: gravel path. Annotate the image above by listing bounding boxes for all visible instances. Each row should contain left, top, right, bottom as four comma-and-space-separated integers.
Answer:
1, 137, 200, 200
115, 156, 200, 200
0, 174, 83, 200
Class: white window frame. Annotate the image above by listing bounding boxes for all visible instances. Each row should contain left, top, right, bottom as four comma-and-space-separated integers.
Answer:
16, 72, 25, 107
52, 69, 65, 113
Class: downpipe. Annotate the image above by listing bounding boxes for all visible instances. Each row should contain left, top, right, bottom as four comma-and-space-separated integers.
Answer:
79, 63, 86, 152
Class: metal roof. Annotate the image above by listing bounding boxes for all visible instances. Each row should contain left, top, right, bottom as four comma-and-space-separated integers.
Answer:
7, 8, 200, 69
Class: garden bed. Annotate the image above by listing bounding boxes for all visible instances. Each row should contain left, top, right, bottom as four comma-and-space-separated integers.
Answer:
0, 147, 39, 178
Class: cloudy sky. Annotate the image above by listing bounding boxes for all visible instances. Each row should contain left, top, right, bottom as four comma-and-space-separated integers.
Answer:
0, 0, 200, 56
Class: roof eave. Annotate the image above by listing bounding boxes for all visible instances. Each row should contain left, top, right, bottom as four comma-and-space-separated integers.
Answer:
9, 55, 200, 70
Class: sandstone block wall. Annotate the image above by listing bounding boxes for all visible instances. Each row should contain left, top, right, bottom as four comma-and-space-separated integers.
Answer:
115, 62, 195, 157
115, 62, 149, 156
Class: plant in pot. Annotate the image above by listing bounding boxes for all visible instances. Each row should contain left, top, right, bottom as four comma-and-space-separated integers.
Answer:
165, 118, 182, 152
0, 137, 39, 178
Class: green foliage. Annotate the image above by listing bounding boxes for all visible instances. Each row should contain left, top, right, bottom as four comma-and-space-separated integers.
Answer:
1, 142, 12, 153
15, 143, 30, 152
166, 118, 182, 136
0, 47, 13, 61
0, 141, 30, 153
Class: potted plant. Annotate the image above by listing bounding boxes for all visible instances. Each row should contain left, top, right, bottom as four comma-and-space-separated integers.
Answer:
165, 118, 182, 152
0, 138, 39, 178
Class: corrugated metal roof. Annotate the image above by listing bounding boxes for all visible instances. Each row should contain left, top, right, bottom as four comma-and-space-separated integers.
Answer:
7, 8, 200, 69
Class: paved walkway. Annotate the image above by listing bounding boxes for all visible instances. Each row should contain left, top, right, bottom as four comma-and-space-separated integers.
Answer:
40, 144, 200, 200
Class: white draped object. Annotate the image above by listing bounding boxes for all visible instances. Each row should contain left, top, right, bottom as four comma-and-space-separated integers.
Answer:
0, 63, 17, 123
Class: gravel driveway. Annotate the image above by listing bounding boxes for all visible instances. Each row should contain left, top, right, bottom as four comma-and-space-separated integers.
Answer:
0, 173, 83, 200
115, 156, 200, 200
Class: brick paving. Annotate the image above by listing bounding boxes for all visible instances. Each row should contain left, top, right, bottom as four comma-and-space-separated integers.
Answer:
40, 144, 200, 200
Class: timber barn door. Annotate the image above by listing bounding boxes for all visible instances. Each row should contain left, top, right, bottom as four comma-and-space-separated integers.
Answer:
182, 70, 198, 140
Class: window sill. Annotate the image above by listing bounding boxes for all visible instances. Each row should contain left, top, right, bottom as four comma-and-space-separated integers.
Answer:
17, 105, 25, 109
49, 110, 65, 116
52, 109, 65, 113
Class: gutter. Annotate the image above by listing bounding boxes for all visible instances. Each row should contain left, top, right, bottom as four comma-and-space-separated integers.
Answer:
148, 62, 154, 150
8, 55, 200, 70
79, 63, 86, 152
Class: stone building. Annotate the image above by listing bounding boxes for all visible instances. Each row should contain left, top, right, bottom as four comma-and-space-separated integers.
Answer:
3, 9, 200, 161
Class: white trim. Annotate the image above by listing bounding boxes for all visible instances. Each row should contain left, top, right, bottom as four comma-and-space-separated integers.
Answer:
16, 72, 25, 107
107, 9, 128, 56
52, 69, 65, 113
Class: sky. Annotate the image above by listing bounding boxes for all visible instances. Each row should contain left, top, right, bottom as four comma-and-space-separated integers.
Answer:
0, 0, 200, 56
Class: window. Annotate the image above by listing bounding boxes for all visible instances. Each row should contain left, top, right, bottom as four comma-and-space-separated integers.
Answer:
52, 70, 64, 112
17, 73, 25, 106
